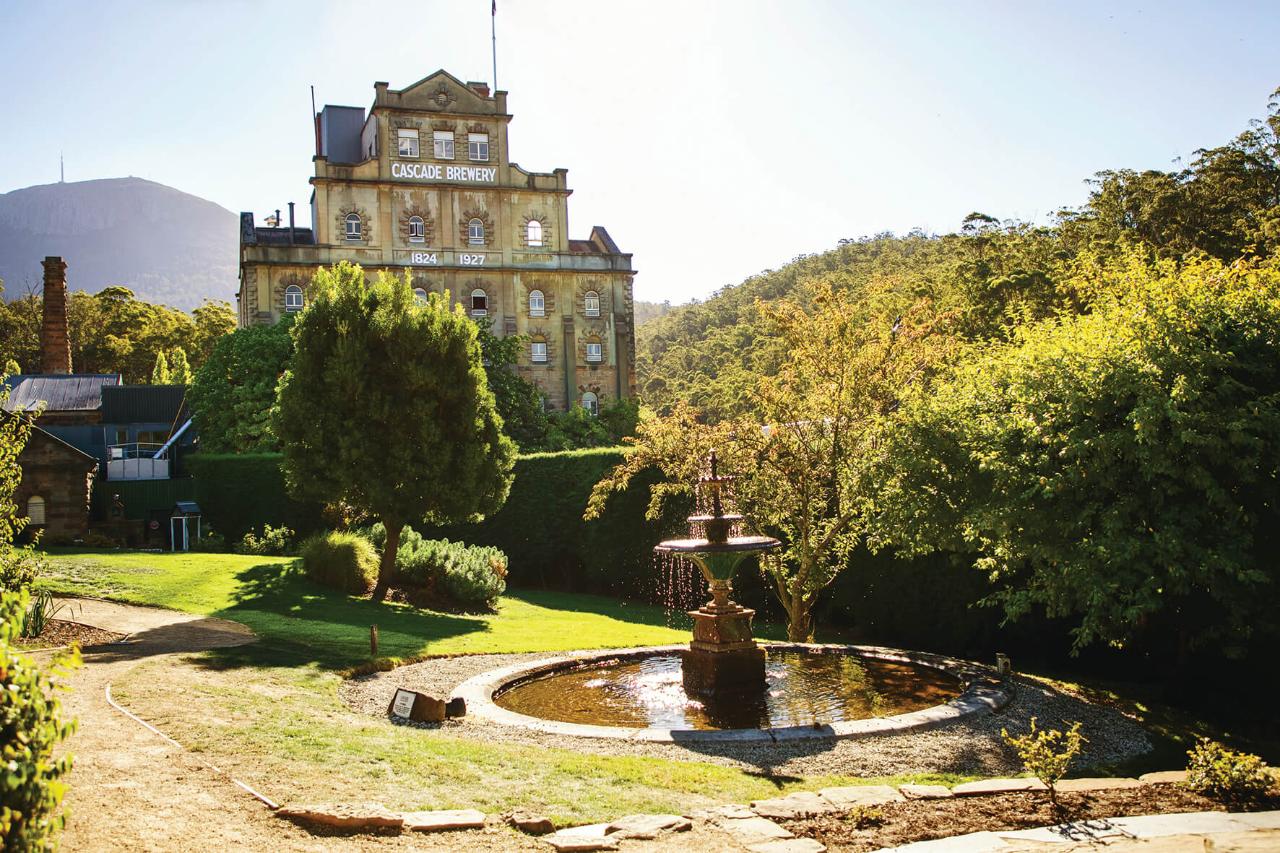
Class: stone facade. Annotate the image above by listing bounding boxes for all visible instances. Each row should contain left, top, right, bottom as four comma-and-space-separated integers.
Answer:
238, 70, 637, 412
14, 422, 97, 541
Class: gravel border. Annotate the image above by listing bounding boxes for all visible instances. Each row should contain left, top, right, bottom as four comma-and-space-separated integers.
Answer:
340, 649, 1153, 779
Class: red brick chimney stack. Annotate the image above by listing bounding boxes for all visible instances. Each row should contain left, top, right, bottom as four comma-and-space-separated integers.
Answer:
40, 256, 72, 375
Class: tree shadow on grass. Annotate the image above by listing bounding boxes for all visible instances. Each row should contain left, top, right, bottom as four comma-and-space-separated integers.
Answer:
195, 560, 491, 671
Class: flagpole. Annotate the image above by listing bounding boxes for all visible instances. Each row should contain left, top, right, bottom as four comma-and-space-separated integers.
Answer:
491, 0, 498, 91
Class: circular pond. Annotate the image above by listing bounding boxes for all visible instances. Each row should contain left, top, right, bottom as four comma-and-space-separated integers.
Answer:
495, 648, 961, 730
455, 644, 1011, 742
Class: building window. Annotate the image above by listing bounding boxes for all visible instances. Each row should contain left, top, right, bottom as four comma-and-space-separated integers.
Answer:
26, 495, 45, 526
586, 341, 603, 363
581, 392, 599, 416
468, 133, 489, 161
284, 284, 304, 312
526, 219, 543, 247
397, 128, 420, 158
344, 213, 362, 241
408, 215, 426, 242
471, 288, 488, 316
433, 130, 455, 159
531, 341, 548, 363
468, 218, 485, 245
584, 290, 600, 317
413, 287, 429, 304
528, 289, 545, 317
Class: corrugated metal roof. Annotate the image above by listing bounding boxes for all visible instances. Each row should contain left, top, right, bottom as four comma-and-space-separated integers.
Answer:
2, 374, 120, 413
101, 385, 188, 424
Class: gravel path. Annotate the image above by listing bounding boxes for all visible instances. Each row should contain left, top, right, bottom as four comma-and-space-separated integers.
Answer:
340, 650, 1153, 779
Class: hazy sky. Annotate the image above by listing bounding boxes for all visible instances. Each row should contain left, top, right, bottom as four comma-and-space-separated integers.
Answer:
2, 1, 1278, 304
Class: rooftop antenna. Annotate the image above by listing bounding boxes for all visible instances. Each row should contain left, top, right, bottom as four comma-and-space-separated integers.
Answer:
491, 0, 498, 92
310, 84, 319, 156
60, 152, 64, 183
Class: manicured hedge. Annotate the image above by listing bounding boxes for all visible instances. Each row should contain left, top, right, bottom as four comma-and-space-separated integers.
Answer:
185, 453, 325, 541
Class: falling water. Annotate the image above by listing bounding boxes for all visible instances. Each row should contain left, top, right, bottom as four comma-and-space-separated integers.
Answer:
653, 550, 701, 625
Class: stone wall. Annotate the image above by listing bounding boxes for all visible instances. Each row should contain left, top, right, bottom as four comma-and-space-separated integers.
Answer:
15, 427, 96, 541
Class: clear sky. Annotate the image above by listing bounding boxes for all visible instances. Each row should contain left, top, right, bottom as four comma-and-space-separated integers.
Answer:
1, 1, 1278, 304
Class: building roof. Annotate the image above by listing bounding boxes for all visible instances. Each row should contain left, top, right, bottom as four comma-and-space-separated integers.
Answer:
0, 410, 98, 465
250, 227, 316, 246
2, 374, 120, 413
101, 385, 189, 425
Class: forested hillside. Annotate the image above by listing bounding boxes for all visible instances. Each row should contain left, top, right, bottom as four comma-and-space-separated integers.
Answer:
638, 88, 1280, 420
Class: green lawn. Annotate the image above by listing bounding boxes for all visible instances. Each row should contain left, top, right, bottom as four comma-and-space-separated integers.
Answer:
39, 549, 701, 668
43, 548, 938, 823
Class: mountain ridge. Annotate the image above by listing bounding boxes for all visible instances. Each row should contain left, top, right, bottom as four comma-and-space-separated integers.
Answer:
0, 176, 238, 311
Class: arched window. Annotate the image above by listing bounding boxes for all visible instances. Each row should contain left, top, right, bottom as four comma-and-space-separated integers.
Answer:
344, 213, 362, 240
26, 495, 46, 526
531, 340, 548, 363
470, 288, 488, 316
584, 290, 600, 317
585, 340, 603, 363
528, 289, 545, 317
413, 287, 429, 304
468, 218, 485, 245
284, 284, 304, 312
526, 219, 543, 247
408, 215, 425, 243
581, 392, 599, 416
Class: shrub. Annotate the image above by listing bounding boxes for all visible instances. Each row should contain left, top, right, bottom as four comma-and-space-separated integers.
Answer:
362, 524, 507, 609
1002, 718, 1085, 812
301, 532, 379, 595
0, 544, 44, 593
1185, 738, 1273, 805
1, 589, 79, 847
192, 527, 228, 553
234, 524, 296, 556
20, 589, 68, 640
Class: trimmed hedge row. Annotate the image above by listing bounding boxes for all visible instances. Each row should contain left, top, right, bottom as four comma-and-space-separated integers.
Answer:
184, 453, 326, 541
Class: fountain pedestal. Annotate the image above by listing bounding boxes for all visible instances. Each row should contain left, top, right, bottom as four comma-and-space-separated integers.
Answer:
684, 598, 765, 694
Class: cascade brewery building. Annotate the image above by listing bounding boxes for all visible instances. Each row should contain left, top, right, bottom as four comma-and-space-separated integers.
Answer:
238, 70, 637, 412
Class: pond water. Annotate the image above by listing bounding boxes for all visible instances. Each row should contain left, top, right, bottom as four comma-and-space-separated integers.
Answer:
494, 649, 961, 731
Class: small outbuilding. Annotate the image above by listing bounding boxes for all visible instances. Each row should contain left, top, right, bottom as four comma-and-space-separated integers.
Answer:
169, 500, 202, 551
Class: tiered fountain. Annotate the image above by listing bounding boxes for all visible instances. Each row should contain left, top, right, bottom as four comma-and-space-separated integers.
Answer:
654, 450, 780, 696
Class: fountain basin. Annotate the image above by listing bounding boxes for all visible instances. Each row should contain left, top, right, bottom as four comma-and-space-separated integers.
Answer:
453, 643, 1012, 743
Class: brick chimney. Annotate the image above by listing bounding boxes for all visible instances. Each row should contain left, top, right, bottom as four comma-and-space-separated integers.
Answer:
40, 256, 72, 375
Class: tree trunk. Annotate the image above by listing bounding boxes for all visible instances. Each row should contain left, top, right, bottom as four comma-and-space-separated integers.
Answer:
786, 595, 814, 642
371, 519, 402, 603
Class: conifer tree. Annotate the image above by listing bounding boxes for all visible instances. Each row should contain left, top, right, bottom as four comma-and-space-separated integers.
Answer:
149, 350, 171, 384
276, 262, 516, 602
168, 348, 193, 385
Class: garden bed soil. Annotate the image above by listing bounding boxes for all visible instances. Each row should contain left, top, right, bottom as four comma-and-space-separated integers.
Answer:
15, 617, 126, 649
779, 784, 1280, 852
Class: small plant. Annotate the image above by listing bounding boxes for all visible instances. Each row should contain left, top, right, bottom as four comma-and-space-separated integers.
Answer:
1, 589, 80, 848
0, 543, 45, 593
192, 527, 228, 553
234, 524, 296, 556
300, 531, 379, 594
844, 806, 884, 829
1185, 738, 1273, 805
20, 588, 69, 639
1002, 717, 1086, 813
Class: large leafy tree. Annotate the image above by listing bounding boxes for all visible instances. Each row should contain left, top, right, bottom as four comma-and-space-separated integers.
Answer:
870, 253, 1280, 654
591, 279, 952, 640
276, 262, 516, 601
188, 318, 294, 453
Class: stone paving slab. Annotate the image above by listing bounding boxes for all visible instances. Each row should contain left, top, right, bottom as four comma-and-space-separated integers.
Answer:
1234, 811, 1280, 829
951, 778, 1047, 796
605, 813, 691, 839
274, 802, 404, 830
996, 818, 1128, 844
544, 834, 620, 852
882, 830, 1009, 852
716, 815, 795, 841
745, 838, 827, 853
555, 823, 613, 838
1054, 776, 1143, 792
752, 791, 840, 819
402, 808, 486, 831
1106, 810, 1257, 838
1139, 770, 1188, 784
819, 784, 905, 807
899, 784, 954, 799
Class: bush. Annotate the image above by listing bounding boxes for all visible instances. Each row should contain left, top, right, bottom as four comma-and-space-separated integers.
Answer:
0, 544, 44, 593
192, 527, 228, 553
1, 589, 79, 847
300, 532, 379, 595
1185, 738, 1273, 805
234, 524, 296, 556
364, 523, 507, 609
1002, 718, 1085, 812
